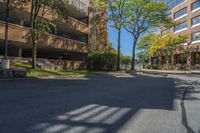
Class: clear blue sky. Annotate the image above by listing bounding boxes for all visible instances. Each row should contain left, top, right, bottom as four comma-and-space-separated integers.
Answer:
108, 25, 133, 56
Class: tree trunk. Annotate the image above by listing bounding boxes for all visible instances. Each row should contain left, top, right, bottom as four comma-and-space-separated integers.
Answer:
3, 0, 10, 59
30, 0, 40, 69
31, 36, 37, 69
131, 39, 137, 70
148, 56, 152, 65
31, 20, 37, 69
30, 16, 37, 69
116, 29, 121, 71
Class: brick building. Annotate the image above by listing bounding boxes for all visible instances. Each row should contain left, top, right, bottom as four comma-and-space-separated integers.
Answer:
0, 0, 108, 69
154, 0, 200, 68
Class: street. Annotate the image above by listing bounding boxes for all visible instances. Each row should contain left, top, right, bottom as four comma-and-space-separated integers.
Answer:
0, 73, 200, 133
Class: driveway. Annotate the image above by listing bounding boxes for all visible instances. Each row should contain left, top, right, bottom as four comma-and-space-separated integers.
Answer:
0, 73, 200, 133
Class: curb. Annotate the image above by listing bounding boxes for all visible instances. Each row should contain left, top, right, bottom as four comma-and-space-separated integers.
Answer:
136, 69, 200, 75
0, 77, 36, 81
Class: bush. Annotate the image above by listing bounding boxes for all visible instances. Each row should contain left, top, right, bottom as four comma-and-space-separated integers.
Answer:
88, 53, 117, 70
121, 56, 132, 68
152, 65, 159, 70
144, 64, 152, 69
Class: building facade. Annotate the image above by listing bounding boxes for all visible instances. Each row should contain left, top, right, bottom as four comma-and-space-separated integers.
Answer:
0, 0, 108, 69
155, 0, 200, 68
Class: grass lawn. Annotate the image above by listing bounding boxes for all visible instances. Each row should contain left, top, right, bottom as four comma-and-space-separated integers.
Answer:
11, 61, 96, 78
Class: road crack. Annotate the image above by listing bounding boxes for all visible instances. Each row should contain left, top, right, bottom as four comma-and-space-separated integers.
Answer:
180, 79, 199, 133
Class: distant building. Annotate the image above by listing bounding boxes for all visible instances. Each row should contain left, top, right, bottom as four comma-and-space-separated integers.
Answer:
153, 0, 200, 67
0, 0, 108, 69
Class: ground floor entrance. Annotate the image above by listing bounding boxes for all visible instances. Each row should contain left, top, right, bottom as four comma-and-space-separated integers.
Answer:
150, 52, 200, 70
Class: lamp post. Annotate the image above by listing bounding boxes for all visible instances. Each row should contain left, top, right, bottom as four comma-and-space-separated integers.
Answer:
2, 0, 10, 69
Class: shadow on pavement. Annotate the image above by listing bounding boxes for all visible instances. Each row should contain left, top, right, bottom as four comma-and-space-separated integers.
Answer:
0, 74, 199, 133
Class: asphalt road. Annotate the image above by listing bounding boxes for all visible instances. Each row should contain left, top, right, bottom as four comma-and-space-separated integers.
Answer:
0, 73, 200, 133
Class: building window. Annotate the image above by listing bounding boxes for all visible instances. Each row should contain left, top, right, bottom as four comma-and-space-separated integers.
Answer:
174, 7, 187, 19
155, 0, 186, 9
192, 1, 200, 11
192, 31, 200, 42
175, 21, 187, 32
192, 15, 200, 26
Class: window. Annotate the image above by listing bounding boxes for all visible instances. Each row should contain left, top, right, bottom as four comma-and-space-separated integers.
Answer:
192, 31, 200, 42
174, 7, 187, 19
175, 21, 187, 32
155, 0, 186, 9
192, 15, 200, 26
167, 0, 186, 9
192, 1, 200, 11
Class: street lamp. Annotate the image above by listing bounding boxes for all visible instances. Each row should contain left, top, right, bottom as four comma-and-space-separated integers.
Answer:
2, 0, 10, 69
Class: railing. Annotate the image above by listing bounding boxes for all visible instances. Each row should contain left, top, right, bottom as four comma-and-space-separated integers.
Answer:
0, 1, 89, 33
0, 21, 88, 53
68, 16, 88, 27
49, 32, 87, 45
0, 21, 86, 45
68, 0, 88, 13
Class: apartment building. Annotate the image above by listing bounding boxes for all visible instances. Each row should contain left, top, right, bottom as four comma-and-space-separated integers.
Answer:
0, 0, 108, 69
156, 0, 200, 68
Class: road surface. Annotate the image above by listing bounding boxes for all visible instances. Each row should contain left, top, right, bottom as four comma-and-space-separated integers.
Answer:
0, 73, 200, 133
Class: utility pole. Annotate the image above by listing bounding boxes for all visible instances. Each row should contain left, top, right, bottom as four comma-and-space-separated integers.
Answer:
2, 0, 10, 69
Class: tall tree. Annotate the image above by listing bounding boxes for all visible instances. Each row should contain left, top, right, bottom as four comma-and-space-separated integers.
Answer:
123, 0, 172, 70
29, 0, 68, 69
94, 0, 126, 70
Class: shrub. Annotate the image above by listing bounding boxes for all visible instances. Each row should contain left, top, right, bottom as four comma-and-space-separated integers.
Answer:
88, 53, 117, 70
152, 65, 159, 70
144, 64, 152, 69
121, 56, 132, 68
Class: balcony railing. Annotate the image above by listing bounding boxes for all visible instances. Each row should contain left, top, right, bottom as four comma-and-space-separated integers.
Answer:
0, 21, 88, 53
0, 0, 89, 34
68, 0, 88, 13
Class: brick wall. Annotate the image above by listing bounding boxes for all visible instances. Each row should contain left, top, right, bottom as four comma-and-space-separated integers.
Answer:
88, 0, 108, 54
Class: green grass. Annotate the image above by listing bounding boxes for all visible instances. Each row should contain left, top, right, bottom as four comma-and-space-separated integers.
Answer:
11, 61, 96, 78
28, 69, 95, 77
11, 61, 32, 69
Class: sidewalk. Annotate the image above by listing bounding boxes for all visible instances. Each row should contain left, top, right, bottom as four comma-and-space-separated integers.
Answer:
137, 69, 200, 75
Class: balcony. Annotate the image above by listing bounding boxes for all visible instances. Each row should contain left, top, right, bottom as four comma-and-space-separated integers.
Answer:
68, 0, 88, 13
66, 16, 88, 34
0, 22, 88, 53
67, 0, 89, 19
0, 1, 89, 34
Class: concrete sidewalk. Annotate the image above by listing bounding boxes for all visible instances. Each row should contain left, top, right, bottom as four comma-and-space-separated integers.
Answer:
137, 69, 200, 75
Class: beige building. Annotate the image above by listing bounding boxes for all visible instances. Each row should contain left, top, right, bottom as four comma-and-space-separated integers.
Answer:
155, 0, 200, 68
0, 0, 108, 69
